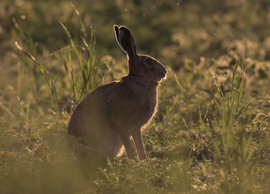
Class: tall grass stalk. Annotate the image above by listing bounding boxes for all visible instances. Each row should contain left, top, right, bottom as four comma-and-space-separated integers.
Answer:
15, 6, 99, 110
17, 63, 25, 96
211, 57, 270, 193
60, 22, 98, 103
59, 4, 99, 103
13, 18, 41, 91
15, 41, 58, 105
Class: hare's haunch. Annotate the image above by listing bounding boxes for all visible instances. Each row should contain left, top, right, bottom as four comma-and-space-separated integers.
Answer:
68, 25, 167, 161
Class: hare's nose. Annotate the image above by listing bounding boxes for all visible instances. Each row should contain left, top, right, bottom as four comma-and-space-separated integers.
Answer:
159, 68, 167, 78
163, 68, 167, 75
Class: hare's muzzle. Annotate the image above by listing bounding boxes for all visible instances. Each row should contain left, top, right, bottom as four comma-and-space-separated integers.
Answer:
157, 68, 167, 80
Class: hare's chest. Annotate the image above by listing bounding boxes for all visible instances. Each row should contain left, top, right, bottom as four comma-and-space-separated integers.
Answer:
131, 93, 157, 126
111, 95, 157, 131
142, 97, 157, 117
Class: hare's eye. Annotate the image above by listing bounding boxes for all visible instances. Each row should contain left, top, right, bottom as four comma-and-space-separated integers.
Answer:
144, 59, 155, 71
145, 59, 153, 65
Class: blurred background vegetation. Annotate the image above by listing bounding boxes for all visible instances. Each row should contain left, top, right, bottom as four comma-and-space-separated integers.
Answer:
1, 0, 270, 193
2, 0, 270, 66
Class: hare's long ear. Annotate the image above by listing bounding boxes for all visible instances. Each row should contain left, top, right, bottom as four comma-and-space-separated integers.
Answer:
114, 25, 137, 58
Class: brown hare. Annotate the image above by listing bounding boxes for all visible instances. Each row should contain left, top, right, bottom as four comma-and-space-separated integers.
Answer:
68, 25, 167, 161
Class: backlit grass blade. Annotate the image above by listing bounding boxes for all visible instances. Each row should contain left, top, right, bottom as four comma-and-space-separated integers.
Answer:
228, 58, 240, 125
168, 67, 185, 94
60, 21, 83, 71
71, 3, 86, 38
45, 46, 74, 57
237, 73, 245, 107
15, 42, 50, 75
15, 41, 59, 104
234, 97, 270, 121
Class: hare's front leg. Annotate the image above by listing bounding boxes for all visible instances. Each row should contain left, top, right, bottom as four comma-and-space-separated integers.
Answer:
132, 130, 147, 160
118, 131, 138, 161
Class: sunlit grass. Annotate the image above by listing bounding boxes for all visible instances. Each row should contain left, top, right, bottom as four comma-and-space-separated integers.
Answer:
0, 1, 270, 194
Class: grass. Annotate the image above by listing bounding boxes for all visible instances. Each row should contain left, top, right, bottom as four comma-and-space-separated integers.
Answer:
1, 0, 270, 193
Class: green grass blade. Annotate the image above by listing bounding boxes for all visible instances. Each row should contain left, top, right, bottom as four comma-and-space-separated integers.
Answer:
168, 67, 185, 94
232, 57, 239, 85
234, 97, 270, 121
60, 21, 82, 70
15, 42, 50, 75
237, 73, 245, 106
71, 3, 86, 38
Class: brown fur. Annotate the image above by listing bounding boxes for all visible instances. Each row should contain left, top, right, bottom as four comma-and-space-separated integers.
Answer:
68, 25, 167, 160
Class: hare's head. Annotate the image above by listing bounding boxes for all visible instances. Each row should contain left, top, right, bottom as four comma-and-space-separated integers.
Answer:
114, 25, 167, 82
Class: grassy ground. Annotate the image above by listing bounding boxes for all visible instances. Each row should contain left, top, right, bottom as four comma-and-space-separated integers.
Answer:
1, 0, 270, 193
